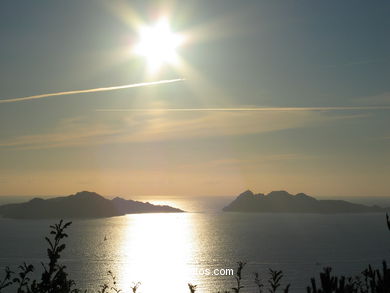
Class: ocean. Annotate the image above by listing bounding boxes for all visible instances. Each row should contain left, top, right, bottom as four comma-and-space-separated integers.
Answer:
0, 196, 389, 293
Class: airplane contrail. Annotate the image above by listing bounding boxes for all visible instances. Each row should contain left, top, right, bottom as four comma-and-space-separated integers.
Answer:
95, 106, 390, 112
0, 78, 184, 104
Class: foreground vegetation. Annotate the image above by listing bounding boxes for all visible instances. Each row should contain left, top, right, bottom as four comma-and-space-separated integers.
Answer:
0, 220, 389, 293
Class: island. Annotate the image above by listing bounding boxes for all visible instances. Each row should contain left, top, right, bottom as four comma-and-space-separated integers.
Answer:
223, 190, 388, 213
0, 191, 184, 219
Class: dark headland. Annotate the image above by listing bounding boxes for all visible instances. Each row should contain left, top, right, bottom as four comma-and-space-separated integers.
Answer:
223, 190, 388, 213
0, 191, 184, 219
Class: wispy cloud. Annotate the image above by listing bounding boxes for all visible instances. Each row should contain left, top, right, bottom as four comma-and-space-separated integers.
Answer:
0, 110, 362, 150
0, 79, 184, 104
177, 153, 314, 171
0, 117, 121, 149
96, 105, 390, 112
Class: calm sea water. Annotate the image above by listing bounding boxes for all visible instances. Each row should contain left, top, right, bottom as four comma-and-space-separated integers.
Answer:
0, 196, 389, 293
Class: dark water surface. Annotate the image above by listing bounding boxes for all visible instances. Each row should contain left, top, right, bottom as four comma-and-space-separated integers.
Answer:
0, 196, 389, 292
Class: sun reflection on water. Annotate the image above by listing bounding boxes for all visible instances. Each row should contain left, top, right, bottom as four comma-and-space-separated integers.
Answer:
117, 213, 199, 293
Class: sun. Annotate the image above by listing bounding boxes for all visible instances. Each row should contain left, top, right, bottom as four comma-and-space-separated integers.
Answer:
134, 18, 184, 73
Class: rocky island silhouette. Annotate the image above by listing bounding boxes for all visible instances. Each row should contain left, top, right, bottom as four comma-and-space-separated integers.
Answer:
223, 190, 388, 213
0, 191, 184, 219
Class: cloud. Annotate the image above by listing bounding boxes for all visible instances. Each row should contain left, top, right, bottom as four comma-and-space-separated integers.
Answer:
96, 105, 390, 112
118, 110, 323, 142
0, 79, 184, 104
176, 153, 314, 171
0, 116, 122, 149
0, 110, 363, 150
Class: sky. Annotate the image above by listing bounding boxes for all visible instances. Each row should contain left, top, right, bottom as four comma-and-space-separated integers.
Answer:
0, 0, 389, 197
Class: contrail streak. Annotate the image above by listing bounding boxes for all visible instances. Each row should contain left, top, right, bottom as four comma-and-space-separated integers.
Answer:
96, 106, 390, 112
0, 79, 184, 104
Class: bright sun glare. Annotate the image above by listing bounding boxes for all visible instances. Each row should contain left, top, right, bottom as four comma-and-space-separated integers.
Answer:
134, 19, 184, 72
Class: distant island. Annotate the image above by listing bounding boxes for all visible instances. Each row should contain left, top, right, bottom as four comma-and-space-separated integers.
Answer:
223, 190, 388, 213
0, 191, 184, 219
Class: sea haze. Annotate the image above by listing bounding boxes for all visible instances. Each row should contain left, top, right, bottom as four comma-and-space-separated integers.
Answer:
0, 196, 390, 293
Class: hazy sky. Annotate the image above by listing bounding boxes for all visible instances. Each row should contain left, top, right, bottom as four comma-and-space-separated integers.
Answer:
0, 0, 389, 197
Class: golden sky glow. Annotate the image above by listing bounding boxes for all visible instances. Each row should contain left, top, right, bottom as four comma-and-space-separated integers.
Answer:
0, 1, 389, 197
